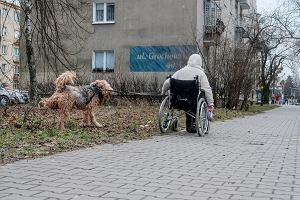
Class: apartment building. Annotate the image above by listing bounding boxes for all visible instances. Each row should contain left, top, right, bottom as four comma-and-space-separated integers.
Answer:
20, 0, 257, 85
0, 0, 20, 89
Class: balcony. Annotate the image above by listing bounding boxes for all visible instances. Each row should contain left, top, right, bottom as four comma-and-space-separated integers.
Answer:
203, 34, 217, 47
204, 1, 225, 46
235, 19, 248, 38
239, 0, 250, 10
204, 1, 225, 34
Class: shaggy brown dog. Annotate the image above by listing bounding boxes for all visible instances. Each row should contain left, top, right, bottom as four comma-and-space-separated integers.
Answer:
39, 71, 113, 130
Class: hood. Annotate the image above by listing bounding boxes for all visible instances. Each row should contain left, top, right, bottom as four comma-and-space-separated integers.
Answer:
187, 54, 203, 70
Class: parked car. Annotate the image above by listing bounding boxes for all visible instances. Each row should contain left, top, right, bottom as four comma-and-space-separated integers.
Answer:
11, 90, 29, 104
0, 87, 29, 107
0, 87, 14, 107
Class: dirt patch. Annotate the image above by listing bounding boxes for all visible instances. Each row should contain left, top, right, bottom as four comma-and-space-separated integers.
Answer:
0, 98, 160, 164
0, 98, 278, 165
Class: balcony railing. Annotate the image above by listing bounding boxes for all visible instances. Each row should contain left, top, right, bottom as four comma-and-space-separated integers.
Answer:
204, 1, 225, 34
238, 0, 250, 10
236, 18, 249, 38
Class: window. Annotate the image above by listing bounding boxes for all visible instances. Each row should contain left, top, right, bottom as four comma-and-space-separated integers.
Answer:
2, 26, 7, 36
1, 45, 8, 54
15, 30, 20, 38
13, 47, 20, 60
2, 8, 8, 17
106, 3, 115, 21
1, 64, 7, 72
93, 2, 115, 24
95, 3, 104, 22
93, 50, 115, 72
14, 65, 20, 75
14, 11, 19, 22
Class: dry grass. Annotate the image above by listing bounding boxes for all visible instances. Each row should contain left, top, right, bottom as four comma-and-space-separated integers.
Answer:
0, 99, 278, 165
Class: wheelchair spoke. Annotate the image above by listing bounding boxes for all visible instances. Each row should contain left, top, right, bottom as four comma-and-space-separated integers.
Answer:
196, 98, 208, 136
159, 96, 173, 133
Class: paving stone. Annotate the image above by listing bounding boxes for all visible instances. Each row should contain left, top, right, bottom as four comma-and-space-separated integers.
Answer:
0, 188, 41, 196
167, 193, 206, 200
0, 106, 299, 200
101, 192, 145, 200
34, 191, 76, 200
0, 193, 9, 198
71, 195, 111, 200
0, 194, 47, 200
31, 185, 71, 193
64, 188, 107, 197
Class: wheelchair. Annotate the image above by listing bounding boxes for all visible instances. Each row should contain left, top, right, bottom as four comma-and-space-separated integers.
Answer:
158, 76, 210, 136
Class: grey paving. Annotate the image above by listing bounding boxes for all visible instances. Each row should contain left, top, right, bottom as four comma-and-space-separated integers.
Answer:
1, 105, 300, 200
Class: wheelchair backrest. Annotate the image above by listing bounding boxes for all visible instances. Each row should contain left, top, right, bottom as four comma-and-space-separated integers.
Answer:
170, 78, 199, 111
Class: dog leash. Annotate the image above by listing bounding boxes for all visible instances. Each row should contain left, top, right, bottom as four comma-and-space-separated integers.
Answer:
101, 89, 161, 97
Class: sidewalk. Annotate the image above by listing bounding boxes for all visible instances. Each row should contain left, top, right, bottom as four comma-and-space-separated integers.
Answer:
0, 106, 299, 200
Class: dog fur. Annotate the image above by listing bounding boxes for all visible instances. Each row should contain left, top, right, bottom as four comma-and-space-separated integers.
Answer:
39, 71, 113, 130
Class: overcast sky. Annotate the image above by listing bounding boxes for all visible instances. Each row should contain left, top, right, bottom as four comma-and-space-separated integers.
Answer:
257, 0, 285, 13
257, 0, 296, 78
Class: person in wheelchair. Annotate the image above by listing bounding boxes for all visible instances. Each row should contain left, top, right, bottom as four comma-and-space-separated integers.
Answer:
161, 54, 214, 133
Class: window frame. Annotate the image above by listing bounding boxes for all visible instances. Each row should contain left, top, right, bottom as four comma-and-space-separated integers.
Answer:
15, 30, 20, 39
2, 8, 8, 17
2, 26, 7, 36
92, 50, 115, 72
14, 65, 20, 75
1, 45, 8, 54
13, 47, 20, 60
92, 2, 115, 24
1, 64, 7, 72
14, 11, 19, 22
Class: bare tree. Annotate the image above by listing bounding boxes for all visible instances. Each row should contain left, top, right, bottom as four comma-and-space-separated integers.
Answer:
255, 12, 299, 104
20, 0, 92, 100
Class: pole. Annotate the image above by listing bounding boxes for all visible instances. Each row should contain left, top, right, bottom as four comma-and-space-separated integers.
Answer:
260, 86, 263, 106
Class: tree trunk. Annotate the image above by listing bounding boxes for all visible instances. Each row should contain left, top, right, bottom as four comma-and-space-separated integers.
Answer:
241, 92, 250, 111
26, 38, 37, 100
262, 84, 270, 104
211, 79, 218, 107
24, 2, 37, 100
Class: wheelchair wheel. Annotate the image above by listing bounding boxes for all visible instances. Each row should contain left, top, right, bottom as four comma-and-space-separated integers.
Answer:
159, 96, 172, 133
172, 117, 179, 132
205, 119, 210, 134
196, 98, 209, 137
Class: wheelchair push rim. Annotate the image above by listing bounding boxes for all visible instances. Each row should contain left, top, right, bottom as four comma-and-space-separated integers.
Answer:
158, 96, 172, 133
196, 98, 209, 136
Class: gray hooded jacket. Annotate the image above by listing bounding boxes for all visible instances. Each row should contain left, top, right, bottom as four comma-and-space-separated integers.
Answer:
161, 54, 214, 106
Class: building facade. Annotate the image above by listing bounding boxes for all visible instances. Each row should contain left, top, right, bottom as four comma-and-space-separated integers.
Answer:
20, 0, 257, 88
0, 0, 20, 89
